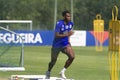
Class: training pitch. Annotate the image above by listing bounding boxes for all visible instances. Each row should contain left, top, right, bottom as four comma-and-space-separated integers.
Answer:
0, 46, 112, 80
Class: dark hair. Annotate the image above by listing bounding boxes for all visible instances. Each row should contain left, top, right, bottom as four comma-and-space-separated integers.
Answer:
62, 10, 70, 16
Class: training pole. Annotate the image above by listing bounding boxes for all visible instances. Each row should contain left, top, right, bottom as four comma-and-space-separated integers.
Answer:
93, 14, 104, 51
108, 5, 120, 80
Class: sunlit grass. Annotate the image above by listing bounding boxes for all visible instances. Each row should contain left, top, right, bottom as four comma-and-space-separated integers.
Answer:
0, 46, 110, 80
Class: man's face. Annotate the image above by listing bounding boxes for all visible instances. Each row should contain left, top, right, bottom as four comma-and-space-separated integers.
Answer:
64, 13, 71, 22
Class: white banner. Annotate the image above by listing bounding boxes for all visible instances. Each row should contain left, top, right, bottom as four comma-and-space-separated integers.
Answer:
70, 30, 86, 46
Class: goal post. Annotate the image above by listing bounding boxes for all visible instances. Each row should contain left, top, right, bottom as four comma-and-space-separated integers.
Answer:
0, 26, 25, 71
0, 20, 32, 30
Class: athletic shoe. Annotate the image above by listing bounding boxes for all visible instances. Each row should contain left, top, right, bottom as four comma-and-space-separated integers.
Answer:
45, 71, 50, 79
59, 72, 66, 79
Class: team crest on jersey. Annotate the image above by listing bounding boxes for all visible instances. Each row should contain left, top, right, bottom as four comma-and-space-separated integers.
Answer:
69, 25, 72, 29
62, 25, 64, 27
61, 28, 64, 31
66, 25, 69, 29
61, 25, 64, 31
57, 22, 59, 24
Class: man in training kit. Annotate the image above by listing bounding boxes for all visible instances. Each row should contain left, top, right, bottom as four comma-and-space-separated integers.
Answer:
45, 10, 75, 79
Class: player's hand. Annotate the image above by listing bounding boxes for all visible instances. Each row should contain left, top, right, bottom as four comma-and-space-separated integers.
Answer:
68, 31, 74, 36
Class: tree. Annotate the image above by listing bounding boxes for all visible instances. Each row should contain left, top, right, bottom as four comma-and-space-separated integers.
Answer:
0, 0, 120, 30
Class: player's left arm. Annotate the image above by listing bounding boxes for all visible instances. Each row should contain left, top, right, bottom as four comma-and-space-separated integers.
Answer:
68, 22, 74, 43
68, 30, 74, 36
68, 30, 74, 43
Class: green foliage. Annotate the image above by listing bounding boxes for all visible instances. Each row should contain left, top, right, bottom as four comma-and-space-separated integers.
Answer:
0, 0, 120, 30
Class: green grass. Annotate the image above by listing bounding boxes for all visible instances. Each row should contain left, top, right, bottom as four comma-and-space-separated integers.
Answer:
0, 46, 111, 80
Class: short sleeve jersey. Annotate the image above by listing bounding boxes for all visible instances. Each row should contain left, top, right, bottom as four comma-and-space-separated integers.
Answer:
52, 20, 73, 48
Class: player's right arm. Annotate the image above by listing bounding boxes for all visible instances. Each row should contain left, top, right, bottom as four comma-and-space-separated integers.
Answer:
55, 31, 74, 38
55, 32, 67, 38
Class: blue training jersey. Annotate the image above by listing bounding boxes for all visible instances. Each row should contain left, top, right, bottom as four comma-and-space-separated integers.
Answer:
52, 20, 73, 48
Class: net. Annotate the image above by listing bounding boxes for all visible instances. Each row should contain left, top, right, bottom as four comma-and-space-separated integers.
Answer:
0, 26, 25, 71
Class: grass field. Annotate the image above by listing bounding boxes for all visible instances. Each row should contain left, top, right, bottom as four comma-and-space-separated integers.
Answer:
0, 46, 111, 80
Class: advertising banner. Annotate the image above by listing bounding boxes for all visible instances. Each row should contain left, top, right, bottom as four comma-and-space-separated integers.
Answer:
70, 31, 86, 46
0, 30, 54, 46
86, 31, 108, 46
0, 30, 109, 46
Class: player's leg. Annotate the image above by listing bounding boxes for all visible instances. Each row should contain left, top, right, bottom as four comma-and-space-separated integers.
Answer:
60, 45, 75, 79
45, 48, 60, 79
64, 46, 75, 68
48, 48, 60, 71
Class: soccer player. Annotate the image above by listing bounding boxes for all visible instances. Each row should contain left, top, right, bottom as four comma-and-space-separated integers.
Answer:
45, 10, 75, 79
